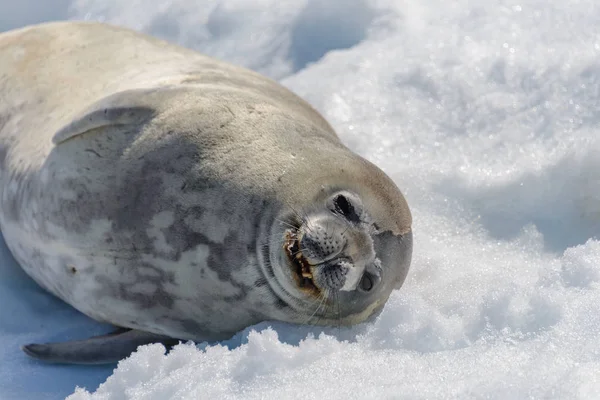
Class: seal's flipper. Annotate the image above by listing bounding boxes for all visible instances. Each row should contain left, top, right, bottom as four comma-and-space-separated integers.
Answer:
21, 328, 180, 365
51, 88, 170, 145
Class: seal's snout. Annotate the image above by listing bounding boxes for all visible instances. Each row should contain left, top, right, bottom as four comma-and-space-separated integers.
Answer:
283, 225, 350, 293
314, 261, 350, 291
298, 224, 346, 265
297, 224, 353, 291
283, 190, 382, 295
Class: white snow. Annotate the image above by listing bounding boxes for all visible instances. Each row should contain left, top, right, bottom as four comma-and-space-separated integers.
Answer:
1, 0, 600, 399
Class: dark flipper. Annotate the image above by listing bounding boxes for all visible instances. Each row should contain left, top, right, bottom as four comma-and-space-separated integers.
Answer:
21, 328, 181, 365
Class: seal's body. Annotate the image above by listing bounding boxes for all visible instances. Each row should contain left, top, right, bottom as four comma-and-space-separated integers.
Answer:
0, 22, 412, 364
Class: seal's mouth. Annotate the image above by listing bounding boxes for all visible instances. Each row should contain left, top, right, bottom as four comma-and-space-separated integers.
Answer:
284, 230, 319, 294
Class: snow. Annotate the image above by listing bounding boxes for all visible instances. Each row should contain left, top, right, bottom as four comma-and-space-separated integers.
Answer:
1, 0, 600, 398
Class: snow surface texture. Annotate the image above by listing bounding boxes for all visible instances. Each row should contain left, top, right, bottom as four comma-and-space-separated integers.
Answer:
0, 0, 599, 398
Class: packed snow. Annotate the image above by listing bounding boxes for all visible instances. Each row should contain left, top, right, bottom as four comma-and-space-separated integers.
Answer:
1, 0, 599, 399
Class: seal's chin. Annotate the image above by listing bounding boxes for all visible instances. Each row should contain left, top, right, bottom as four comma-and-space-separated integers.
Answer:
283, 230, 319, 295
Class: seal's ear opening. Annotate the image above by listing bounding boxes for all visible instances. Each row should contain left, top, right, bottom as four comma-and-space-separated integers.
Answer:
52, 89, 159, 145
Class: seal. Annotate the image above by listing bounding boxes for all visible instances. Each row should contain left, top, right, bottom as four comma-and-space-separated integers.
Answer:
0, 21, 412, 364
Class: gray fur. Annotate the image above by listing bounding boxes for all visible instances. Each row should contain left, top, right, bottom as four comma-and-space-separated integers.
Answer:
0, 21, 413, 364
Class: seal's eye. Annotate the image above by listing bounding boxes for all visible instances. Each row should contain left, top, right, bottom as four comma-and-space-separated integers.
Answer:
359, 260, 382, 293
331, 194, 361, 223
359, 273, 374, 292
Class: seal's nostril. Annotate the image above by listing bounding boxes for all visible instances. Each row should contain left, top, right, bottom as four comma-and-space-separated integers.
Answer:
300, 230, 345, 264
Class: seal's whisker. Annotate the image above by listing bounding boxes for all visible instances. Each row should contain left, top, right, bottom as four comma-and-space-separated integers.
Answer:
316, 291, 331, 326
341, 225, 351, 237
290, 247, 310, 257
266, 234, 292, 246
303, 213, 319, 234
308, 298, 323, 323
281, 199, 307, 225
319, 288, 336, 327
274, 218, 299, 230
283, 198, 318, 235
323, 289, 336, 328
306, 289, 329, 325
265, 228, 300, 246
335, 291, 341, 337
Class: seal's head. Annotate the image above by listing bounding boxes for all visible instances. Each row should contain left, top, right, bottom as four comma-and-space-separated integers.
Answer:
269, 182, 412, 326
